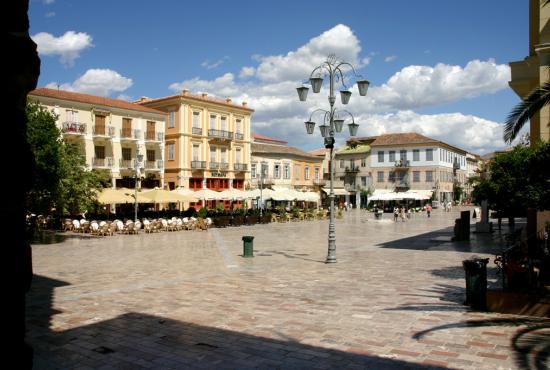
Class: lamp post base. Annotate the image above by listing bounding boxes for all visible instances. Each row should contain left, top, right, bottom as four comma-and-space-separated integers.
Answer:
325, 256, 337, 264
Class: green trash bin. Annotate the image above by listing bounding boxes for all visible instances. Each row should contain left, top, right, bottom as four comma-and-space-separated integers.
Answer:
242, 236, 254, 258
462, 258, 489, 310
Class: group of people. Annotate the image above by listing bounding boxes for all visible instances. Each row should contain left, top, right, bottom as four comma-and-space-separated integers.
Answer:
443, 201, 453, 212
392, 206, 411, 222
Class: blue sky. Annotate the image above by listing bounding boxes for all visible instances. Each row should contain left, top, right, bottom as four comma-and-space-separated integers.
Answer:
29, 0, 529, 154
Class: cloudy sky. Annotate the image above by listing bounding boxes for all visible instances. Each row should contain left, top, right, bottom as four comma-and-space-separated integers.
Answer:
29, 0, 528, 154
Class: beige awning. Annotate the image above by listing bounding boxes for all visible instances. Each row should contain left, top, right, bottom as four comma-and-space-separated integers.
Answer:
141, 188, 197, 203
322, 188, 350, 196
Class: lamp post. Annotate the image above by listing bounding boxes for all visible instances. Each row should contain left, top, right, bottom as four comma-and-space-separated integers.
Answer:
297, 54, 369, 263
134, 149, 144, 223
259, 161, 267, 217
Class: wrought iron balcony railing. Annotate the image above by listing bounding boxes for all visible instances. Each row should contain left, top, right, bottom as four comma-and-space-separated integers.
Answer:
234, 163, 248, 171
191, 160, 206, 169
62, 121, 86, 135
208, 129, 233, 140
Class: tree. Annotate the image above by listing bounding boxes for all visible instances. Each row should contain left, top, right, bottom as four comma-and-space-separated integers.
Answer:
472, 142, 550, 219
26, 101, 105, 216
453, 180, 463, 203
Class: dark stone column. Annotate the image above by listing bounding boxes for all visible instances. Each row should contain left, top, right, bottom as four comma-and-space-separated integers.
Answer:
5, 1, 40, 368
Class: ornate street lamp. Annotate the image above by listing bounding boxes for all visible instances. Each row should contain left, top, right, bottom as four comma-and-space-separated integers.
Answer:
297, 54, 368, 263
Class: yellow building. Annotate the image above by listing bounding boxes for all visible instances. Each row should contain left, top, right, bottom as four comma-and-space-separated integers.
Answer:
509, 0, 550, 143
28, 88, 166, 189
139, 90, 253, 207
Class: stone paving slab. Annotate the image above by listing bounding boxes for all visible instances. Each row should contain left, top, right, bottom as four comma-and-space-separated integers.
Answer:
27, 207, 550, 369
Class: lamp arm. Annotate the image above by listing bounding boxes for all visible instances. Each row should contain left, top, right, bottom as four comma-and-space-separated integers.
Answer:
335, 62, 364, 89
308, 108, 330, 121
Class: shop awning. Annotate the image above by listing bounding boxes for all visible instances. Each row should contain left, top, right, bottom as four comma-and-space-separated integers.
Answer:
322, 188, 350, 196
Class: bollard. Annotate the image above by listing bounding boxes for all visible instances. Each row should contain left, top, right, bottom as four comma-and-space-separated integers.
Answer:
242, 236, 254, 257
462, 258, 489, 310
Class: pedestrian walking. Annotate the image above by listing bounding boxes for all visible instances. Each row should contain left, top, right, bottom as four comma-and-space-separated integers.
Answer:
400, 207, 406, 222
393, 207, 399, 222
447, 201, 452, 212
426, 203, 432, 218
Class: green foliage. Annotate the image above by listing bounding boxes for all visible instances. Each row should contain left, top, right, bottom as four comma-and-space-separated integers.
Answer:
26, 101, 104, 216
473, 142, 550, 215
198, 207, 207, 218
215, 203, 225, 214
291, 207, 300, 218
453, 181, 463, 202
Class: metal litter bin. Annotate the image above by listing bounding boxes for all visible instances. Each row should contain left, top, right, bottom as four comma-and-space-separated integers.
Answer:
462, 258, 489, 310
242, 236, 254, 258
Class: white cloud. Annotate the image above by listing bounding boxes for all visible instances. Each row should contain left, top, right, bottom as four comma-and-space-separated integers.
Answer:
369, 59, 510, 111
384, 55, 397, 62
46, 69, 133, 97
201, 56, 229, 69
167, 24, 511, 154
44, 11, 55, 18
31, 31, 93, 66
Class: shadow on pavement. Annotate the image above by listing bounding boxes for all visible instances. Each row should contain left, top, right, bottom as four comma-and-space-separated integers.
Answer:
412, 318, 550, 370
27, 275, 448, 369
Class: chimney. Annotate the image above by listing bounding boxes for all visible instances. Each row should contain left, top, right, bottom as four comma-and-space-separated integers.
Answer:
242, 101, 248, 107
226, 98, 232, 103
181, 89, 189, 96
201, 92, 208, 99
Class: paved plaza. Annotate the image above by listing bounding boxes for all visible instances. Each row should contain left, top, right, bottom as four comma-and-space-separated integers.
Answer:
27, 207, 549, 369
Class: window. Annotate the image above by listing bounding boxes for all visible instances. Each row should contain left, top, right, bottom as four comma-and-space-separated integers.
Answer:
284, 163, 290, 179
95, 145, 105, 159
251, 163, 257, 179
261, 163, 268, 178
389, 150, 395, 162
294, 165, 301, 179
236, 119, 242, 133
210, 146, 217, 162
168, 111, 175, 128
220, 116, 227, 131
340, 160, 345, 168
192, 112, 200, 128
66, 109, 78, 123
413, 149, 419, 161
361, 176, 367, 187
305, 167, 310, 180
349, 159, 355, 169
146, 149, 155, 161
315, 167, 320, 180
400, 150, 407, 161
192, 144, 200, 161
426, 148, 433, 161
220, 147, 227, 164
389, 171, 396, 182
426, 170, 433, 182
361, 158, 366, 167
377, 171, 384, 182
122, 147, 132, 160
378, 151, 384, 163
413, 171, 420, 182
274, 163, 281, 178
167, 143, 174, 160
210, 115, 216, 129
235, 147, 241, 163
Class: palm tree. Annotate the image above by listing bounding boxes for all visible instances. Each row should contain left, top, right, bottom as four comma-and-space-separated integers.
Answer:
504, 80, 550, 143
504, 0, 550, 144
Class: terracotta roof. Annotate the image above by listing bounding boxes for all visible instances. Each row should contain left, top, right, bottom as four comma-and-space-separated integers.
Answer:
29, 88, 166, 115
252, 143, 322, 161
370, 132, 439, 146
138, 90, 255, 112
252, 133, 288, 145
309, 148, 328, 156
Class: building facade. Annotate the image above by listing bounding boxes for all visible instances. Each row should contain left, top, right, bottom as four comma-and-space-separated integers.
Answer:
139, 90, 253, 202
251, 134, 324, 192
509, 0, 550, 143
333, 144, 372, 207
28, 88, 166, 189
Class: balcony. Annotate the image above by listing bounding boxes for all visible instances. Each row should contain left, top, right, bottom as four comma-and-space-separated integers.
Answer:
191, 160, 206, 170
395, 180, 410, 189
394, 160, 410, 169
219, 162, 229, 170
192, 127, 203, 135
313, 179, 326, 186
61, 121, 86, 135
144, 160, 163, 171
208, 129, 233, 141
209, 161, 220, 170
92, 126, 115, 138
120, 128, 140, 141
92, 157, 113, 168
144, 131, 164, 142
345, 166, 360, 173
234, 132, 244, 140
345, 184, 359, 192
234, 163, 248, 171
119, 158, 135, 169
